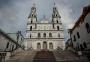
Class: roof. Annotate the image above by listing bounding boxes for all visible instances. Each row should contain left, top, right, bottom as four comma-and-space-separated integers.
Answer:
70, 5, 90, 33
0, 29, 22, 48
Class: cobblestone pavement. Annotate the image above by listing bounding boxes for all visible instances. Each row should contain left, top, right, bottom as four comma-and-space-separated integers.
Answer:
53, 50, 90, 62
6, 50, 36, 62
33, 50, 56, 62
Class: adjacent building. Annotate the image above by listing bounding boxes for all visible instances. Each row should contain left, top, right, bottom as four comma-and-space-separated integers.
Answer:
68, 5, 90, 51
0, 29, 24, 60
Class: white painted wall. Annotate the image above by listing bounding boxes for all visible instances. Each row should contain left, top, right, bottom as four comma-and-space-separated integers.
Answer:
0, 34, 16, 51
25, 6, 65, 50
71, 13, 90, 50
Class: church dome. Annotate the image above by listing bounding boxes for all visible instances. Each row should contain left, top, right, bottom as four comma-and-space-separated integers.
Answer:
40, 19, 49, 23
40, 15, 49, 23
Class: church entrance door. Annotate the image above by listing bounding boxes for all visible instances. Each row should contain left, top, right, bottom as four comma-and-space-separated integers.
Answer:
43, 41, 47, 50
37, 43, 41, 50
49, 43, 53, 49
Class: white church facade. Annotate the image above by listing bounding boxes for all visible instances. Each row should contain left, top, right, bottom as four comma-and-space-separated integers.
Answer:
25, 4, 65, 50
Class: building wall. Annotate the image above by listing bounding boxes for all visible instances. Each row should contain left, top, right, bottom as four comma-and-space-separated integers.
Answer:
26, 22, 64, 38
26, 20, 65, 50
25, 5, 65, 50
0, 30, 25, 60
0, 30, 24, 52
26, 31, 63, 38
71, 13, 90, 50
83, 13, 90, 48
26, 39, 65, 50
0, 33, 16, 51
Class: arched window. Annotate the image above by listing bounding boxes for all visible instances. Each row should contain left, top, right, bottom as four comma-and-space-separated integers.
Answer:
57, 20, 58, 23
53, 24, 54, 28
56, 14, 57, 17
6, 42, 9, 48
77, 32, 80, 38
49, 42, 53, 49
57, 26, 59, 30
30, 34, 31, 38
43, 33, 46, 38
73, 35, 76, 41
85, 23, 90, 33
30, 26, 32, 31
38, 33, 41, 38
31, 18, 33, 23
37, 43, 41, 49
58, 33, 60, 38
31, 20, 33, 23
49, 33, 52, 37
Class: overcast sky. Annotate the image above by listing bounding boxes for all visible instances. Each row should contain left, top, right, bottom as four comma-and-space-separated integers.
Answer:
0, 0, 90, 41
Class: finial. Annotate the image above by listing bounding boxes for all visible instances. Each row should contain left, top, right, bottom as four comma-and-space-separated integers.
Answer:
54, 2, 56, 7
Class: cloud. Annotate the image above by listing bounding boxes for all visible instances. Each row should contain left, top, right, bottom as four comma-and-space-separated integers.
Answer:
55, 0, 90, 41
0, 0, 31, 33
0, 0, 90, 41
30, 0, 54, 20
0, 0, 12, 7
57, 4, 73, 28
56, 0, 90, 29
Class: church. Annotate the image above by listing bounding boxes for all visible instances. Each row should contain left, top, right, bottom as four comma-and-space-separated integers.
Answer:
25, 4, 65, 50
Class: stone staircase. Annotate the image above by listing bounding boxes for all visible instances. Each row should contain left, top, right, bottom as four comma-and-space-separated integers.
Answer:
33, 50, 57, 62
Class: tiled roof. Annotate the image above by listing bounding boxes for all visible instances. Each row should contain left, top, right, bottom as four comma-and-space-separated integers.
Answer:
71, 5, 90, 33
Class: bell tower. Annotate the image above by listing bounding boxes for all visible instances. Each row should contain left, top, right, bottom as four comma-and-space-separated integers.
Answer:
28, 4, 37, 23
52, 3, 62, 29
52, 3, 61, 23
26, 4, 37, 38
